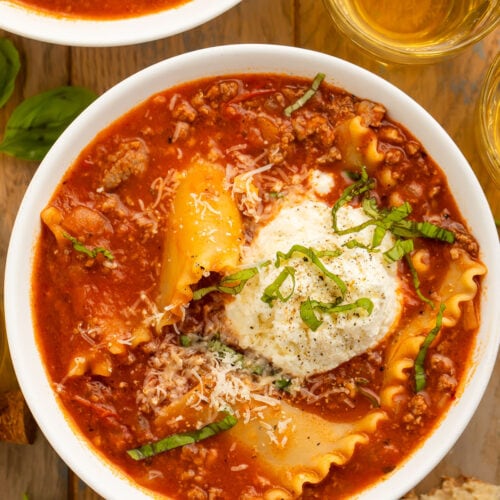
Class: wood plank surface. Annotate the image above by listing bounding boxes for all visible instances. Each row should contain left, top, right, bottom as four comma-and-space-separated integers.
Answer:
0, 0, 498, 498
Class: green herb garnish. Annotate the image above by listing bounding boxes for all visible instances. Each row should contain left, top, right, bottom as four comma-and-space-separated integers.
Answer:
193, 263, 269, 300
332, 166, 374, 232
414, 304, 445, 392
275, 244, 347, 296
274, 377, 292, 391
284, 72, 325, 117
383, 238, 414, 263
208, 338, 244, 367
0, 38, 20, 109
332, 167, 455, 307
300, 297, 374, 331
405, 254, 434, 307
127, 413, 238, 460
261, 266, 296, 306
179, 335, 191, 347
0, 86, 96, 161
63, 232, 114, 261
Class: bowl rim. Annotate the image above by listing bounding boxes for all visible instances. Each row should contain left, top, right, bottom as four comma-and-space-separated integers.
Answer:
5, 43, 500, 500
0, 0, 241, 47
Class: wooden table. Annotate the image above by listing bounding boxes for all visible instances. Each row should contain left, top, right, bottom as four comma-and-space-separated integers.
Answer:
0, 1, 498, 498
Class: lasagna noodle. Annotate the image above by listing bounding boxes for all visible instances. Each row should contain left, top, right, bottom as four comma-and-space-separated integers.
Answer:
154, 383, 387, 498
334, 115, 384, 170
380, 249, 486, 407
157, 159, 243, 326
229, 402, 387, 497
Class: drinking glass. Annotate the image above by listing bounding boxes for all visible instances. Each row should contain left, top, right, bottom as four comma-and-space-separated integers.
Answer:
322, 0, 500, 64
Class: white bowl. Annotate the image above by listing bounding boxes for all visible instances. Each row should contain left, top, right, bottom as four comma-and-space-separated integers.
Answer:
0, 0, 240, 47
5, 44, 500, 499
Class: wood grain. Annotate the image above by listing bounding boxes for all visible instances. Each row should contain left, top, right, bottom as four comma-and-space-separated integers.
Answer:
0, 32, 70, 500
0, 1, 498, 498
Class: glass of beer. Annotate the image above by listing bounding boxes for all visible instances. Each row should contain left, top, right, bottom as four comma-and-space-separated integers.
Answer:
477, 53, 500, 187
322, 0, 499, 64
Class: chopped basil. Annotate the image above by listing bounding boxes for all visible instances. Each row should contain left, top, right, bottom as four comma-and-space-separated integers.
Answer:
268, 191, 285, 199
0, 86, 96, 161
300, 297, 374, 331
127, 413, 238, 460
332, 168, 455, 306
179, 335, 191, 347
261, 266, 296, 306
332, 167, 374, 232
414, 304, 445, 392
275, 244, 347, 296
333, 172, 455, 245
0, 38, 20, 109
284, 72, 325, 117
343, 239, 378, 252
383, 239, 414, 263
405, 254, 434, 308
193, 263, 269, 300
300, 298, 324, 331
209, 338, 244, 367
274, 377, 292, 391
63, 232, 114, 261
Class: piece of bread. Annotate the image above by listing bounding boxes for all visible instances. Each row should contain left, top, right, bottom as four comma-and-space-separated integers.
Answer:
404, 476, 500, 499
0, 389, 37, 444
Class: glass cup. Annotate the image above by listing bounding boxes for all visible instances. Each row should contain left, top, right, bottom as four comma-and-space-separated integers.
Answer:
477, 53, 500, 188
322, 0, 500, 64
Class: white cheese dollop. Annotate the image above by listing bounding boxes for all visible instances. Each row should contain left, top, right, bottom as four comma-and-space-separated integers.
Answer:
224, 200, 402, 378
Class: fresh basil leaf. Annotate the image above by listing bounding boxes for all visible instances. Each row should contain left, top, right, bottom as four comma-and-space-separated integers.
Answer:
127, 413, 238, 460
274, 377, 292, 391
284, 72, 325, 117
343, 239, 378, 252
261, 266, 296, 306
179, 335, 191, 347
208, 338, 244, 367
63, 232, 114, 261
275, 244, 347, 296
0, 86, 97, 161
414, 304, 445, 392
300, 298, 323, 331
332, 166, 374, 232
405, 254, 434, 308
415, 221, 455, 243
384, 239, 414, 263
311, 297, 374, 315
0, 38, 20, 109
384, 201, 412, 224
301, 297, 373, 331
193, 263, 268, 300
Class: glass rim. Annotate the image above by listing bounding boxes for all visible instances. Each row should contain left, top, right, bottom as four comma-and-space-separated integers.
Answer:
322, 0, 500, 64
477, 53, 500, 187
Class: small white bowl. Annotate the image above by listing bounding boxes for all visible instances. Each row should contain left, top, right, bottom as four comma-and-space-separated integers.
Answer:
5, 44, 500, 499
0, 0, 241, 47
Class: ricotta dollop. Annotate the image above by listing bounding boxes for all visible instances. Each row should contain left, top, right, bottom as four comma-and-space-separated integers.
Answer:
224, 200, 402, 378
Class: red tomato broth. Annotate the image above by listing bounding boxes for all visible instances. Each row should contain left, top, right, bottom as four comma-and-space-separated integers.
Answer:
11, 0, 190, 20
32, 74, 484, 498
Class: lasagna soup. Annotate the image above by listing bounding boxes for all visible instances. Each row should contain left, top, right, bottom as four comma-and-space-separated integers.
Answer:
33, 73, 486, 499
10, 0, 190, 19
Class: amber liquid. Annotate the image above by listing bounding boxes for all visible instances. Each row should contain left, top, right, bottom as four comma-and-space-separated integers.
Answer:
327, 0, 492, 49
